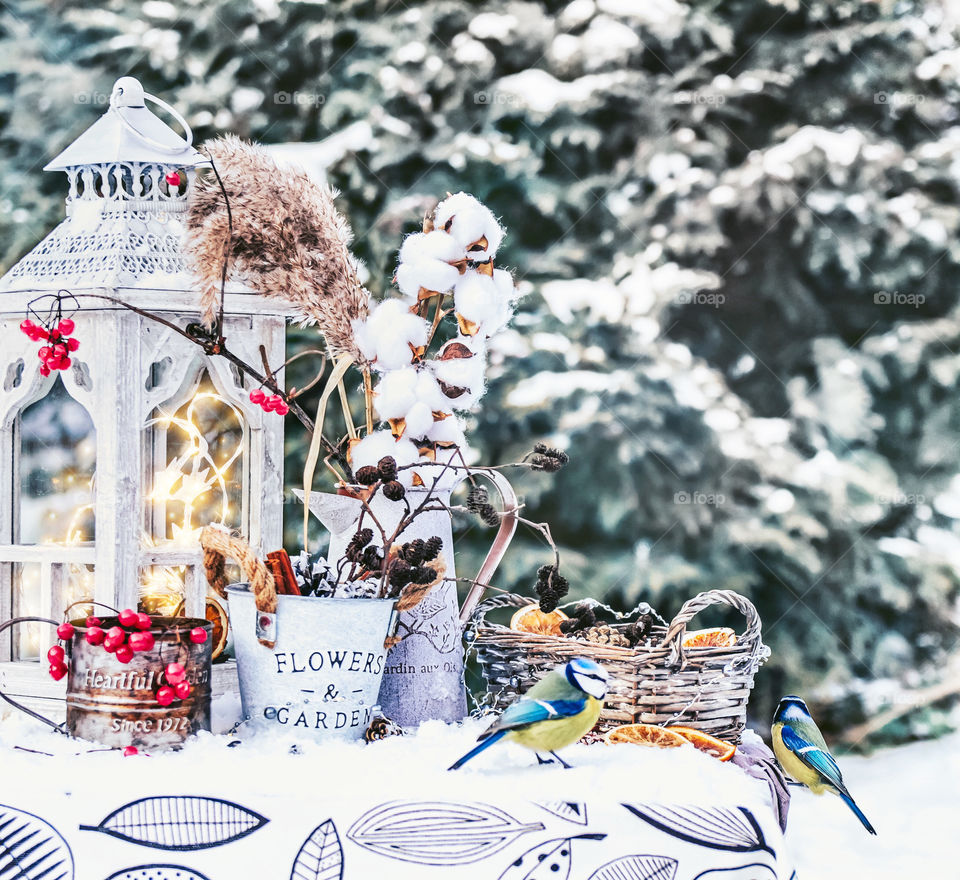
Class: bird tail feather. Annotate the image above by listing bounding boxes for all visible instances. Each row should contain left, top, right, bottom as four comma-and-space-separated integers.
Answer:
840, 791, 876, 835
448, 730, 507, 771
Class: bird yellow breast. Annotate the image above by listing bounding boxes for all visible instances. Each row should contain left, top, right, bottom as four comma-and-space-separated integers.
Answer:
507, 697, 602, 752
772, 722, 828, 793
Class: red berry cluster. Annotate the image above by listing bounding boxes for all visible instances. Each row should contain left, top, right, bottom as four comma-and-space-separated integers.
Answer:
47, 610, 208, 703
80, 608, 157, 665
156, 662, 193, 706
20, 317, 80, 377
249, 388, 289, 416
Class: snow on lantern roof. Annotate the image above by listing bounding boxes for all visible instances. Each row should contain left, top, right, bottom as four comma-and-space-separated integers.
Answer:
0, 77, 213, 298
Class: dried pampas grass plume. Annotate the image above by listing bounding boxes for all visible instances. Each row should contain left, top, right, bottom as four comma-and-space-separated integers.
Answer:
186, 134, 369, 361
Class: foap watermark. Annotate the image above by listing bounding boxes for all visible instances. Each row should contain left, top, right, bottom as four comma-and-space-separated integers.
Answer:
274, 91, 325, 106
877, 492, 925, 505
473, 90, 521, 107
674, 491, 726, 507
874, 290, 925, 308
677, 291, 725, 308
674, 91, 725, 106
75, 91, 112, 106
874, 91, 925, 107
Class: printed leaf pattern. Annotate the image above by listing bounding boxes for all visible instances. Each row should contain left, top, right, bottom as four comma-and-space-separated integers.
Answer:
291, 819, 344, 880
534, 802, 588, 826
589, 855, 679, 880
105, 867, 212, 880
80, 797, 268, 851
0, 803, 74, 880
622, 805, 775, 857
346, 801, 544, 865
693, 865, 777, 880
497, 834, 607, 880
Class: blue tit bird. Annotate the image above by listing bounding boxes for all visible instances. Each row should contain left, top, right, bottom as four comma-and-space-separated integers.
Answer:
449, 657, 608, 770
772, 694, 876, 835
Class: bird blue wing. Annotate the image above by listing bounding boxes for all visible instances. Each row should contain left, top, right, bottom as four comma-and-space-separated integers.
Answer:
780, 724, 847, 793
480, 698, 587, 738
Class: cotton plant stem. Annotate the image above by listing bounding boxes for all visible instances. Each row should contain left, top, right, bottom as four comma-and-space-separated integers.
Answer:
362, 365, 375, 434
426, 293, 447, 349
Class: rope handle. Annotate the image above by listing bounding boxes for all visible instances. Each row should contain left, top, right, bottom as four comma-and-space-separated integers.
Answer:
200, 526, 277, 647
660, 589, 764, 667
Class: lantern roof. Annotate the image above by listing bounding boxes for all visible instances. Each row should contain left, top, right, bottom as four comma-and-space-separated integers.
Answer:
45, 77, 206, 171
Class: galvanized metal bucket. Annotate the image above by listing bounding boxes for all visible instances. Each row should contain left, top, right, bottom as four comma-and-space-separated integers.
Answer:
227, 584, 399, 741
0, 613, 213, 750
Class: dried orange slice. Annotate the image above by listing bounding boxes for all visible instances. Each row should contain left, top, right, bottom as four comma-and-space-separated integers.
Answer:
174, 596, 230, 660
603, 723, 689, 748
668, 726, 737, 761
682, 627, 737, 648
509, 603, 568, 636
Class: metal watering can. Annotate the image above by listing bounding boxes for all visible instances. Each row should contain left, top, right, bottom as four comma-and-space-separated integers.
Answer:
298, 467, 519, 728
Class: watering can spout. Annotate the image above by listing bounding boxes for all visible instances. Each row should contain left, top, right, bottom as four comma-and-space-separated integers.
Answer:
292, 489, 363, 537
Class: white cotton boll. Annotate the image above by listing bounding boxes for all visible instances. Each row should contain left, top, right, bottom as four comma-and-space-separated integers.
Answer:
484, 295, 516, 337
395, 262, 424, 302
454, 271, 500, 332
493, 267, 517, 300
353, 299, 430, 371
431, 340, 488, 408
427, 416, 466, 447
396, 259, 461, 300
398, 229, 463, 264
413, 370, 450, 411
375, 367, 420, 420
402, 401, 436, 440
350, 430, 419, 480
435, 192, 504, 259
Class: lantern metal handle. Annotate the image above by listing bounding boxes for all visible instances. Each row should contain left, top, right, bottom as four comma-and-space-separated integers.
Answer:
0, 616, 69, 735
110, 87, 195, 155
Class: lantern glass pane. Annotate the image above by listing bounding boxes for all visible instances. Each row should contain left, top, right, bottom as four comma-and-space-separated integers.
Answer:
13, 380, 97, 658
141, 373, 245, 609
19, 378, 96, 546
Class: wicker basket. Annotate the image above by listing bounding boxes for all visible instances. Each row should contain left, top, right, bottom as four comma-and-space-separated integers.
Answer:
468, 589, 768, 743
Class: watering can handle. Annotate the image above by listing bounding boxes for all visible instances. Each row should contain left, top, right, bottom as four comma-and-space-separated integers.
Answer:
0, 616, 68, 734
459, 468, 519, 624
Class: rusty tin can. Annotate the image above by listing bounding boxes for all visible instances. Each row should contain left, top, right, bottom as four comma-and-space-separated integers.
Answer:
64, 615, 212, 750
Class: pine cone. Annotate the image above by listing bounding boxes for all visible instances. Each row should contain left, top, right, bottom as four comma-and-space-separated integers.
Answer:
355, 465, 380, 486
345, 528, 374, 562
583, 625, 629, 647
401, 539, 426, 565
377, 456, 398, 481
537, 587, 558, 614
382, 480, 406, 501
361, 545, 383, 571
624, 618, 653, 647
423, 536, 442, 561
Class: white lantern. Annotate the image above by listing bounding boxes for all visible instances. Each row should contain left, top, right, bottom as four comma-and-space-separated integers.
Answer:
0, 77, 288, 713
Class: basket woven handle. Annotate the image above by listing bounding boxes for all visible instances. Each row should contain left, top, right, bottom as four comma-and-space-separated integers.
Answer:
200, 525, 277, 647
660, 589, 762, 667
